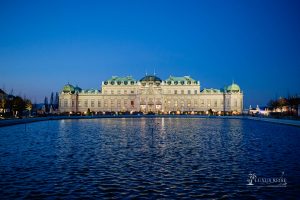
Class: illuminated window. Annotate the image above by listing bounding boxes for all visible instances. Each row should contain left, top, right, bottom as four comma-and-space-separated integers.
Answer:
111, 100, 114, 107
194, 100, 198, 106
200, 100, 204, 106
64, 100, 68, 107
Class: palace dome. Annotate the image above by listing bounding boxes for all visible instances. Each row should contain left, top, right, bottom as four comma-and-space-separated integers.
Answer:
140, 75, 162, 82
62, 83, 75, 93
226, 83, 241, 92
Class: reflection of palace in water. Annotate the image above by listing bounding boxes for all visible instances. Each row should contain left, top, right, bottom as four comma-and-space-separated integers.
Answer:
59, 75, 243, 114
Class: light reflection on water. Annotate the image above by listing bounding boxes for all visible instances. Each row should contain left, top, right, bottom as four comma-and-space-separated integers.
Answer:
0, 118, 300, 199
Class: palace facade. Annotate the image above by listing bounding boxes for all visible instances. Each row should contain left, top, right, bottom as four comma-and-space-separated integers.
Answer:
59, 75, 243, 114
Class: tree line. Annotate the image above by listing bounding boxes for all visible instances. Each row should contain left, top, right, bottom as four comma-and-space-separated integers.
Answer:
0, 89, 32, 118
0, 89, 59, 118
43, 92, 59, 113
268, 95, 300, 116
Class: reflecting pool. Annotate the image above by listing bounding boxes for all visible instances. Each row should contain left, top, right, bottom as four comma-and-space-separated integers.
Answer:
0, 118, 300, 199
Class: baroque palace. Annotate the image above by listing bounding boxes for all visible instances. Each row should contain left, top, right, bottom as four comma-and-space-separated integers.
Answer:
59, 75, 243, 114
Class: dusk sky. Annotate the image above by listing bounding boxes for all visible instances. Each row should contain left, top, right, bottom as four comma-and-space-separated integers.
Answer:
1, 0, 299, 107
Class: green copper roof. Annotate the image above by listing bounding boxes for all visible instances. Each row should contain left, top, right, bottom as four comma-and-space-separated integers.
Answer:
166, 76, 196, 82
74, 85, 82, 93
106, 76, 136, 82
104, 76, 136, 85
201, 88, 222, 93
81, 88, 99, 93
165, 76, 197, 85
62, 84, 75, 93
140, 75, 162, 82
226, 83, 241, 92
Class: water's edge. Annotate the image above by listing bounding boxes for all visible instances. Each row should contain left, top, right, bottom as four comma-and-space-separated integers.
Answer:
0, 115, 300, 128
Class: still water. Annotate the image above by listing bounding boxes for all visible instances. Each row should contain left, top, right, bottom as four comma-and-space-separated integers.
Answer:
0, 118, 300, 199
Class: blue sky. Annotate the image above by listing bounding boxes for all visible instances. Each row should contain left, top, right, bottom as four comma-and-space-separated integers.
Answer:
1, 0, 299, 106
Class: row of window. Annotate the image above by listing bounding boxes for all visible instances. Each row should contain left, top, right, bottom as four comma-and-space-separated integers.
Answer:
62, 99, 240, 108
102, 90, 198, 95
165, 80, 197, 85
103, 80, 198, 85
104, 81, 135, 85
103, 90, 135, 95
165, 99, 223, 107
172, 90, 198, 95
63, 100, 135, 108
